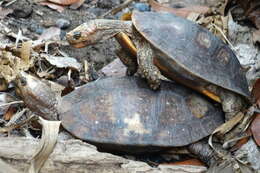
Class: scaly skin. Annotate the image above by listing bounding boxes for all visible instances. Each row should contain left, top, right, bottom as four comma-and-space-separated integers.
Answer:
115, 48, 137, 76
66, 19, 161, 90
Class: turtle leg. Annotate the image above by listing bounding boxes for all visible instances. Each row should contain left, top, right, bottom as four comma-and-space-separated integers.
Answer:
218, 89, 246, 121
115, 48, 138, 76
188, 140, 217, 166
132, 32, 161, 90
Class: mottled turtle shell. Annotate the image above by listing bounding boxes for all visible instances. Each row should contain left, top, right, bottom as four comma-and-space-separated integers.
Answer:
132, 12, 250, 98
60, 77, 224, 148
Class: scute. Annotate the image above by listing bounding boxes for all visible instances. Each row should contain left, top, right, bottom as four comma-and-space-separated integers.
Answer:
60, 77, 224, 148
132, 12, 250, 98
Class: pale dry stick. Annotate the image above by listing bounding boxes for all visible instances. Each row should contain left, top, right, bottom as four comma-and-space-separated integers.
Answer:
4, 0, 17, 7
211, 23, 236, 51
84, 60, 91, 82
99, 0, 135, 18
15, 29, 22, 48
0, 101, 23, 107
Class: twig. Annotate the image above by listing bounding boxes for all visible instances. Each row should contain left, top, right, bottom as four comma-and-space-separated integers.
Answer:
211, 23, 235, 51
4, 0, 17, 7
99, 0, 134, 18
0, 101, 23, 107
0, 115, 38, 133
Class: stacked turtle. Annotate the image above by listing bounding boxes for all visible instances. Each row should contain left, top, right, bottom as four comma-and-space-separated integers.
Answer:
16, 12, 250, 166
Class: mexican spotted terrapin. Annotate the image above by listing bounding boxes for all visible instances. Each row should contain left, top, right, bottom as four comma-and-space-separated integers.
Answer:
66, 12, 250, 121
15, 72, 223, 165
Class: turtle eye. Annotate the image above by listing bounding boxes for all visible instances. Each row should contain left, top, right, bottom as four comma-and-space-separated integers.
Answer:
73, 31, 81, 40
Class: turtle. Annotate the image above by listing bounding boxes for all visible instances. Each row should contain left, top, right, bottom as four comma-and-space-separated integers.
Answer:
15, 72, 224, 165
66, 11, 250, 121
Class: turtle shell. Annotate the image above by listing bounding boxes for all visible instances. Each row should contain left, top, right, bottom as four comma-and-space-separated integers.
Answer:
132, 12, 250, 99
59, 77, 224, 149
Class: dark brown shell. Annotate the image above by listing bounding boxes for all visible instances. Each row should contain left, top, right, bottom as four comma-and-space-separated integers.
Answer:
132, 12, 250, 98
59, 77, 224, 148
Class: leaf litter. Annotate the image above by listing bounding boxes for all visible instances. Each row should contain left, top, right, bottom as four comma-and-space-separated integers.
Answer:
0, 0, 259, 172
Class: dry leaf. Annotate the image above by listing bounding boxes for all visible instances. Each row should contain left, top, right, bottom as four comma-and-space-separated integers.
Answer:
165, 159, 205, 167
3, 106, 17, 121
38, 27, 61, 41
0, 113, 36, 133
252, 30, 260, 44
213, 112, 244, 136
69, 0, 85, 9
230, 133, 250, 151
248, 10, 260, 29
251, 78, 260, 106
0, 93, 19, 115
39, 2, 65, 13
41, 54, 82, 71
0, 78, 8, 91
149, 0, 209, 18
28, 117, 61, 173
236, 0, 260, 29
251, 113, 260, 146
0, 50, 34, 82
21, 41, 32, 64
197, 15, 229, 42
48, 0, 80, 5
208, 112, 244, 158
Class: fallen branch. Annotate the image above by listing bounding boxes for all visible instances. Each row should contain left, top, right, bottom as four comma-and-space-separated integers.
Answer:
0, 137, 207, 173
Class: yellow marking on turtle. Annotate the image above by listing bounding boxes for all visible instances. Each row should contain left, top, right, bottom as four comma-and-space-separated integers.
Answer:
196, 32, 211, 48
201, 89, 221, 103
187, 95, 208, 118
123, 113, 149, 135
115, 32, 137, 56
216, 48, 230, 65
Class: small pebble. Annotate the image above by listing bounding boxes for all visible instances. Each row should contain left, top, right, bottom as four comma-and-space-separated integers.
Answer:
28, 24, 44, 34
60, 31, 67, 40
133, 3, 150, 12
56, 19, 71, 29
97, 0, 120, 9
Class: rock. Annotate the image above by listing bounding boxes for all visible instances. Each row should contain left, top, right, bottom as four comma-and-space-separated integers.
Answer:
55, 19, 71, 29
8, 0, 33, 18
235, 138, 260, 171
133, 3, 150, 12
28, 23, 44, 35
99, 58, 126, 77
97, 0, 120, 9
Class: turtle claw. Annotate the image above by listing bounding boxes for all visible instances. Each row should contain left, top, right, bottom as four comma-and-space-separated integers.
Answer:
139, 67, 161, 90
126, 67, 137, 76
149, 82, 160, 90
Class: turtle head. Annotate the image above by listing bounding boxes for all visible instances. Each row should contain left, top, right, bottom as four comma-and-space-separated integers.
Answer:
15, 72, 59, 120
66, 19, 131, 48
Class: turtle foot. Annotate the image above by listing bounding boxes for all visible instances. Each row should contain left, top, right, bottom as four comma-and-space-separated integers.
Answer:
126, 67, 137, 76
139, 66, 161, 90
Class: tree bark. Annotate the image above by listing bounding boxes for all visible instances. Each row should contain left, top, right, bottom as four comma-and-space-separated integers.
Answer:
0, 137, 207, 173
